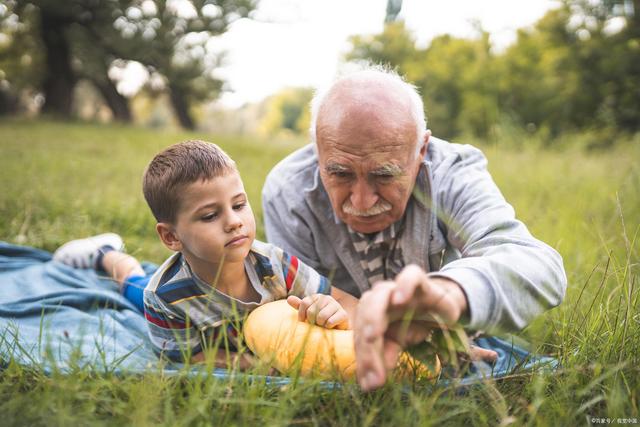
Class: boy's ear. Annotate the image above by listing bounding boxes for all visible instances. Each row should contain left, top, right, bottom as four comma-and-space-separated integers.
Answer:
156, 223, 182, 251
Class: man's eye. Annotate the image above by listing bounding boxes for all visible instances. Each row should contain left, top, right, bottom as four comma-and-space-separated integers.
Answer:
332, 171, 352, 179
376, 174, 395, 182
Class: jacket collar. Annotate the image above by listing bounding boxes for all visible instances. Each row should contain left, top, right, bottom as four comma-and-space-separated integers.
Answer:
303, 160, 434, 293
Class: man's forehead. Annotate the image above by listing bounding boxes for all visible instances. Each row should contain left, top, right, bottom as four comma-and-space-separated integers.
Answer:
318, 77, 414, 120
319, 135, 416, 164
316, 99, 418, 157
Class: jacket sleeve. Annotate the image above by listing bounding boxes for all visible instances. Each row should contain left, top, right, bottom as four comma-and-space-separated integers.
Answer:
427, 145, 567, 333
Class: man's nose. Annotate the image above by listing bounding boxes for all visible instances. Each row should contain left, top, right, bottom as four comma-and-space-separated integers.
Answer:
350, 179, 378, 211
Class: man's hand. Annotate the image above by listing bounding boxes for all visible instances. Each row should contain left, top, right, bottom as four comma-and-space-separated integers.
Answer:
354, 264, 470, 391
287, 294, 350, 330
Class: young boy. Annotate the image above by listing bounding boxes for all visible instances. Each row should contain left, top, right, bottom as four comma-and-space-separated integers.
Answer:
54, 140, 357, 367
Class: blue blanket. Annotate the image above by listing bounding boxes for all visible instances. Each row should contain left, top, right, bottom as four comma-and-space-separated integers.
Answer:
0, 241, 555, 385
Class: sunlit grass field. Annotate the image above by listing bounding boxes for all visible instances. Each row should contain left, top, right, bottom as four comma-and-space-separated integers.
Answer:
0, 118, 638, 425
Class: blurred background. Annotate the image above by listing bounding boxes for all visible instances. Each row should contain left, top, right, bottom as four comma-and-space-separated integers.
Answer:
1, 0, 638, 146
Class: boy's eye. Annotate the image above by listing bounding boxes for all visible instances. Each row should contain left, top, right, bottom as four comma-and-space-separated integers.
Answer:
233, 202, 247, 210
201, 212, 218, 221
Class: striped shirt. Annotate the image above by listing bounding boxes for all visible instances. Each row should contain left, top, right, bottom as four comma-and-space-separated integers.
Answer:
143, 239, 331, 362
347, 218, 406, 287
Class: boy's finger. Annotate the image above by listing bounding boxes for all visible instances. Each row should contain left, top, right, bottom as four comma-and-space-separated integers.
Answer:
314, 304, 338, 327
287, 295, 301, 310
326, 311, 349, 330
299, 296, 315, 322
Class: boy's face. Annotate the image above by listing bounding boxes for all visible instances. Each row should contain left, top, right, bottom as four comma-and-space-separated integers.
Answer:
157, 170, 256, 277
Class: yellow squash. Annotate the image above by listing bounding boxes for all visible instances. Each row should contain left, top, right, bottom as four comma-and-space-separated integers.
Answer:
243, 299, 440, 381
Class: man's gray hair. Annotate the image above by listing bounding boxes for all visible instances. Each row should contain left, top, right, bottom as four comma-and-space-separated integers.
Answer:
309, 63, 427, 155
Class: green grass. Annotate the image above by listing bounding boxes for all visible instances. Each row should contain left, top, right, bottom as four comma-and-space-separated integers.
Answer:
0, 118, 638, 426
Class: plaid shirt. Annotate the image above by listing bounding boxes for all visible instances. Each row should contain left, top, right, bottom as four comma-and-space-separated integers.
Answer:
143, 239, 330, 362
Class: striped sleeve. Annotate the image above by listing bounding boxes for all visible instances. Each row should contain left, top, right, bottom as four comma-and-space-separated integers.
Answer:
143, 289, 202, 362
282, 251, 331, 298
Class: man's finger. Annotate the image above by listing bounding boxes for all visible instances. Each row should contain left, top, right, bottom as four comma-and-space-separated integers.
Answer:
383, 339, 403, 372
354, 281, 396, 391
391, 264, 427, 306
469, 345, 498, 363
386, 320, 432, 347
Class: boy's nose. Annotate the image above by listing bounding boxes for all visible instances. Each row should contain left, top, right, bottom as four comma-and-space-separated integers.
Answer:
224, 212, 243, 233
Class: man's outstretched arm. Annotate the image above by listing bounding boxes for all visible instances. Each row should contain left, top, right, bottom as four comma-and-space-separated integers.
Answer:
428, 143, 567, 332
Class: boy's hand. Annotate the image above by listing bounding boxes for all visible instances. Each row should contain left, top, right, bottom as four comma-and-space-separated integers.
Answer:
287, 294, 350, 330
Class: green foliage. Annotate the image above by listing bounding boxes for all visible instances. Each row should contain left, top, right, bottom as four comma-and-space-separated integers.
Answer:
0, 1, 44, 111
347, 1, 640, 142
348, 24, 500, 139
258, 87, 313, 137
0, 0, 257, 126
105, 0, 256, 128
347, 21, 419, 68
497, 8, 575, 136
0, 119, 638, 424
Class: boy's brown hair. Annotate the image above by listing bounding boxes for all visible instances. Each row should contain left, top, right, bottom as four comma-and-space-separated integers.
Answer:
143, 140, 236, 223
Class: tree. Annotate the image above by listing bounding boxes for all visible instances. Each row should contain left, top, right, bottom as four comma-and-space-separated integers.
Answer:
1, 0, 257, 128
71, 28, 133, 122
0, 2, 44, 114
346, 1, 640, 140
564, 0, 640, 132
1, 0, 134, 118
498, 7, 578, 136
258, 87, 313, 137
347, 21, 418, 70
99, 0, 256, 129
348, 23, 499, 139
499, 1, 640, 136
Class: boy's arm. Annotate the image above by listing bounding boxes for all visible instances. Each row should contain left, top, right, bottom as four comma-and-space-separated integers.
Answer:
144, 294, 204, 363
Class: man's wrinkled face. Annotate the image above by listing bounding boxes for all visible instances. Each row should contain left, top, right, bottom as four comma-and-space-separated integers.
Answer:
316, 89, 426, 234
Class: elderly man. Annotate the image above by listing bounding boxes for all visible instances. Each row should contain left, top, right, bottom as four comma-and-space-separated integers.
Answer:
262, 67, 566, 391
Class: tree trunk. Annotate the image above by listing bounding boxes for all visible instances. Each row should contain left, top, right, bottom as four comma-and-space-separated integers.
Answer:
169, 84, 195, 129
0, 88, 19, 115
91, 77, 132, 122
632, 0, 640, 37
39, 10, 75, 117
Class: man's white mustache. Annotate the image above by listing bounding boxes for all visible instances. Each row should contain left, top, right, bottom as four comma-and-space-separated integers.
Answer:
342, 199, 392, 217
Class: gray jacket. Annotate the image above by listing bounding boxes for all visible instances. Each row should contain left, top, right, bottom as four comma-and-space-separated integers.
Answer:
262, 138, 567, 333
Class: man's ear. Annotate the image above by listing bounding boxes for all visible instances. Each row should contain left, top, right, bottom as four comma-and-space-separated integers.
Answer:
420, 129, 431, 158
156, 222, 182, 252
413, 129, 430, 175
